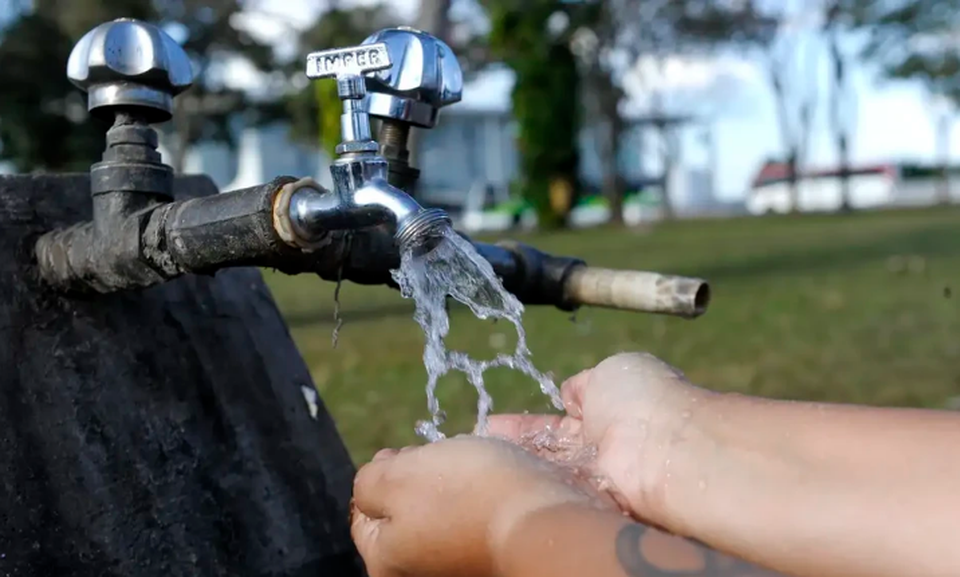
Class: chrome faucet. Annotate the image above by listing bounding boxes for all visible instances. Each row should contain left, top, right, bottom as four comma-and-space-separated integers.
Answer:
282, 40, 452, 254
359, 27, 463, 195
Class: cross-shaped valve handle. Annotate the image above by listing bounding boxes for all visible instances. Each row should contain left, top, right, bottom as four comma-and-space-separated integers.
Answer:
305, 43, 393, 154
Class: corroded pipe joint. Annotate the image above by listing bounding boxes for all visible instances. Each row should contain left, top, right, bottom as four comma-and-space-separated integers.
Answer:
273, 177, 341, 252
35, 177, 316, 294
35, 208, 165, 293
147, 176, 308, 275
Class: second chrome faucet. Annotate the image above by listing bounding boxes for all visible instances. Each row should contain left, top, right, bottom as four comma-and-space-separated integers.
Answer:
279, 34, 459, 255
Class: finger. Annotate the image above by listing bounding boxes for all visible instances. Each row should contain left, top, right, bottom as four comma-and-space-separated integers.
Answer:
353, 455, 407, 520
350, 508, 395, 577
560, 368, 593, 418
485, 414, 566, 441
373, 448, 399, 461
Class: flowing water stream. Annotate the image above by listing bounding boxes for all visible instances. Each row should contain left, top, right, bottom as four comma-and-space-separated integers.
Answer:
391, 226, 564, 441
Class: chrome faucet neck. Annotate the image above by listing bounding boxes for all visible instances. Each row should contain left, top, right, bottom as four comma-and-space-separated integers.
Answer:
305, 43, 392, 158
337, 75, 374, 150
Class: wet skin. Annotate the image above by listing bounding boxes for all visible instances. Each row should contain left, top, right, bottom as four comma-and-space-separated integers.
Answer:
615, 524, 784, 577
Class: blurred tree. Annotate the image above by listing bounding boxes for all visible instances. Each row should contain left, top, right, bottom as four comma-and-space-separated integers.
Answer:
706, 1, 814, 213
0, 0, 155, 171
858, 0, 960, 99
0, 0, 278, 173
0, 12, 101, 171
574, 0, 778, 221
482, 0, 587, 229
468, 0, 777, 226
284, 4, 396, 159
571, 1, 626, 223
406, 0, 453, 171
856, 0, 960, 203
37, 0, 153, 38
767, 25, 818, 214
150, 0, 278, 173
821, 0, 865, 212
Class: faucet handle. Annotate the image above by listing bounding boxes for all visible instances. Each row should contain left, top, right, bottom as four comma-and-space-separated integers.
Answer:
305, 43, 393, 153
67, 18, 194, 124
361, 27, 463, 129
306, 43, 392, 85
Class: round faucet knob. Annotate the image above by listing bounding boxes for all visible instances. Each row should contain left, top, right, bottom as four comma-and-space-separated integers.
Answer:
360, 27, 463, 129
67, 18, 194, 123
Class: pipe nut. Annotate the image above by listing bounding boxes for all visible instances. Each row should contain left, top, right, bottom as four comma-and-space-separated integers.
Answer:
273, 177, 333, 252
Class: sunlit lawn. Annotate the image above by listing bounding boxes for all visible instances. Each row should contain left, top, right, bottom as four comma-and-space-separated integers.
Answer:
264, 206, 960, 463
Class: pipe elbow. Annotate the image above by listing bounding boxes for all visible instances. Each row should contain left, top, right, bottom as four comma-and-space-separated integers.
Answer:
281, 177, 451, 253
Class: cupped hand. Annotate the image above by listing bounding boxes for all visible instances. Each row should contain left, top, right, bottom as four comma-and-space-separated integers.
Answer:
350, 435, 609, 577
486, 352, 711, 524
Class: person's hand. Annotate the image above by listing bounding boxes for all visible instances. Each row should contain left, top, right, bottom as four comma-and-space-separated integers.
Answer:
350, 435, 609, 577
486, 352, 710, 525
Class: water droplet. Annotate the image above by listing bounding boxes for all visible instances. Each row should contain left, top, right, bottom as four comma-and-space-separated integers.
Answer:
681, 410, 692, 420
698, 479, 707, 491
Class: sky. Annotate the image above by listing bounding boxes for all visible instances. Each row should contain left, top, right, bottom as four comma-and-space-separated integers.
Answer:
237, 0, 959, 201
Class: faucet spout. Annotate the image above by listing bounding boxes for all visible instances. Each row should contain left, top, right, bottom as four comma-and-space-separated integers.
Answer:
284, 173, 451, 253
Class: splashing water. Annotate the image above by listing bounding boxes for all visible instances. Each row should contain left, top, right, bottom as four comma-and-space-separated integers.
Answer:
391, 227, 564, 441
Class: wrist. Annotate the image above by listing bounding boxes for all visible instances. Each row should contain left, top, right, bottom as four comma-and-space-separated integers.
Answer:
493, 502, 626, 577
487, 482, 601, 573
626, 385, 727, 534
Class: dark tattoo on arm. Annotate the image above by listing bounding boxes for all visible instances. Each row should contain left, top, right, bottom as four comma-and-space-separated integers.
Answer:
615, 523, 785, 577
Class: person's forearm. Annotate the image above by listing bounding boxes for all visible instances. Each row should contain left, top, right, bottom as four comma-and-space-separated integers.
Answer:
496, 503, 783, 577
657, 392, 960, 577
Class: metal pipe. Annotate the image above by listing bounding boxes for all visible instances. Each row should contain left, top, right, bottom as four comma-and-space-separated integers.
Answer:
376, 119, 420, 196
280, 172, 450, 255
563, 267, 711, 318
151, 177, 302, 273
287, 179, 420, 240
35, 177, 314, 293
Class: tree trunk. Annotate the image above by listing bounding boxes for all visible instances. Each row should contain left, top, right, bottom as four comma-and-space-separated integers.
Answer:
937, 111, 952, 204
787, 151, 800, 213
603, 163, 625, 224
660, 145, 676, 220
829, 28, 853, 213
839, 133, 851, 212
651, 80, 675, 221
594, 74, 625, 225
768, 60, 801, 213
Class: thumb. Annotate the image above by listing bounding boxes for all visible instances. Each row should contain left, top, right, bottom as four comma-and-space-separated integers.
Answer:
560, 368, 592, 418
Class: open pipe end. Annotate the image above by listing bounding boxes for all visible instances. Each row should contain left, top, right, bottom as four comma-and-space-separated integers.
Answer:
563, 267, 712, 319
394, 208, 452, 255
691, 281, 711, 318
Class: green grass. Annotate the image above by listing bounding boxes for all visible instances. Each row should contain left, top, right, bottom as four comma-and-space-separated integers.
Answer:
263, 207, 960, 463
